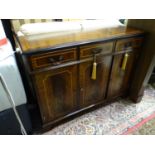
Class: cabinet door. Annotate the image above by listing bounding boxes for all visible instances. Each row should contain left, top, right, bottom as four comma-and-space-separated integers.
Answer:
33, 65, 77, 124
107, 52, 138, 99
79, 56, 112, 108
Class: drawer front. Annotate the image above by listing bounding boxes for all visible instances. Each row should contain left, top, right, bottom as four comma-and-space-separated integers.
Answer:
116, 38, 143, 52
80, 42, 113, 59
29, 48, 77, 70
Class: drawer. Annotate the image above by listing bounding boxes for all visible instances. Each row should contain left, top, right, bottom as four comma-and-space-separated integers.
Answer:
29, 48, 77, 70
80, 42, 113, 59
116, 38, 143, 52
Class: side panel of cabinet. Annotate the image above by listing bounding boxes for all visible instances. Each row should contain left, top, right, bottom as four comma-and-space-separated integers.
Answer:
107, 52, 138, 99
33, 65, 77, 124
79, 56, 112, 108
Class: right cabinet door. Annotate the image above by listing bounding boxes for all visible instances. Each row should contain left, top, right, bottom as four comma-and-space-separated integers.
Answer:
107, 51, 138, 99
107, 38, 143, 99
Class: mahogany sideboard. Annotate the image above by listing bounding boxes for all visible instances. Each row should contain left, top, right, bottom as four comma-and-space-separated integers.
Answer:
14, 25, 144, 131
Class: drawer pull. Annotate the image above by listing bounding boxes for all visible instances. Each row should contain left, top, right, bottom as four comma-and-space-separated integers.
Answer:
49, 55, 64, 65
124, 47, 133, 52
124, 42, 132, 48
117, 47, 133, 53
121, 53, 129, 70
92, 48, 102, 55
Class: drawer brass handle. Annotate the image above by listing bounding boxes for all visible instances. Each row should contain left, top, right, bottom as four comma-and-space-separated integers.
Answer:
124, 42, 132, 48
92, 48, 102, 55
124, 47, 133, 52
117, 47, 133, 53
49, 55, 64, 65
121, 53, 129, 70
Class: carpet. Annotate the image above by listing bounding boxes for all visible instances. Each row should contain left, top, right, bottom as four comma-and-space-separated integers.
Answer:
43, 85, 155, 135
123, 112, 155, 135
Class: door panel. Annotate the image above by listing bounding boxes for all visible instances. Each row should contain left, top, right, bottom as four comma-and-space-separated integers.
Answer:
33, 65, 77, 124
107, 52, 138, 99
79, 56, 112, 108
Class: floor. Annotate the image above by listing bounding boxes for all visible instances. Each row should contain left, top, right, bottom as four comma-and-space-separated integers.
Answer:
43, 85, 155, 135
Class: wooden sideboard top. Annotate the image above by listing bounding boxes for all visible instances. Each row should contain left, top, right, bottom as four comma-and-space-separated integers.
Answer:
16, 25, 144, 54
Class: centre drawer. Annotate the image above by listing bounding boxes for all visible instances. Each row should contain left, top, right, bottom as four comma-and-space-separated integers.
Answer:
80, 42, 114, 59
28, 48, 77, 70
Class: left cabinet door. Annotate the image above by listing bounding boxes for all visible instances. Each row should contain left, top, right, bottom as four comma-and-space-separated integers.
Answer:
33, 65, 77, 124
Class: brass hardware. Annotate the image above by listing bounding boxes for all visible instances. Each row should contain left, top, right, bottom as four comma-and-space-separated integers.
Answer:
121, 53, 129, 70
80, 88, 84, 91
49, 55, 64, 65
92, 48, 102, 55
